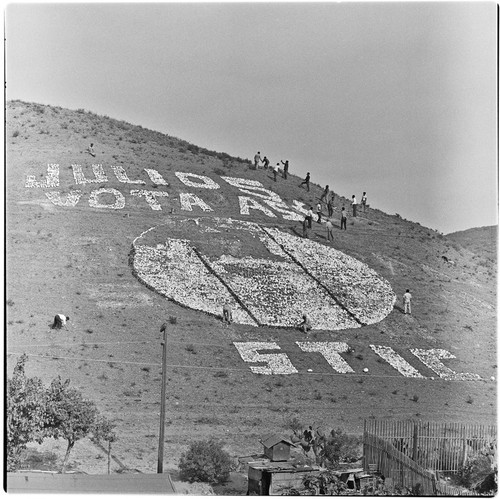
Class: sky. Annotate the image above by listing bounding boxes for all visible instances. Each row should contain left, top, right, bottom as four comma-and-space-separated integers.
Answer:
5, 2, 497, 234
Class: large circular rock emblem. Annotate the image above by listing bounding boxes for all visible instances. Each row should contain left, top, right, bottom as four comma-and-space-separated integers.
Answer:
132, 217, 395, 330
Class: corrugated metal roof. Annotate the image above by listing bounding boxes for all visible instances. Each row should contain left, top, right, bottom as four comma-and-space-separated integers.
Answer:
7, 472, 177, 494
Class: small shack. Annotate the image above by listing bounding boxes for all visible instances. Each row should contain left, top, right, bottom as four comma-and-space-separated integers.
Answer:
260, 434, 295, 462
247, 434, 320, 494
247, 461, 320, 495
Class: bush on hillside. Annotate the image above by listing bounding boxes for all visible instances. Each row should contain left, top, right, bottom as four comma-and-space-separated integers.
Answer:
319, 428, 362, 467
178, 438, 232, 484
458, 450, 497, 494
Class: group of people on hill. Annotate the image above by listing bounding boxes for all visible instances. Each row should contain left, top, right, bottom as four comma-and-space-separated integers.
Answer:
253, 151, 289, 180
300, 190, 368, 240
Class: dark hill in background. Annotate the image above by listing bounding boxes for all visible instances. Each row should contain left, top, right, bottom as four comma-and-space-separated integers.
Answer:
6, 101, 497, 476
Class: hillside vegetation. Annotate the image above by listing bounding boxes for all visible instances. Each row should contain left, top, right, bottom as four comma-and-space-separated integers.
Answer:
447, 226, 497, 264
6, 100, 496, 475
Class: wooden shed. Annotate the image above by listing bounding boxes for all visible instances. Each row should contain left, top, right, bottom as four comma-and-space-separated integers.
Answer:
247, 461, 320, 495
260, 434, 295, 462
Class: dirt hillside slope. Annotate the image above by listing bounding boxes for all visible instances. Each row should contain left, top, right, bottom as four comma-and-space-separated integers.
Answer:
6, 101, 496, 475
447, 226, 497, 264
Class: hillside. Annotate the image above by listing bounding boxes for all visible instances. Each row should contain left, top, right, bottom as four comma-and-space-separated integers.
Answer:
447, 225, 497, 264
6, 100, 497, 477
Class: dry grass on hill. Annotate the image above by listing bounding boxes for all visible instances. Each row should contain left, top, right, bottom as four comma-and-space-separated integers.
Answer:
6, 101, 497, 478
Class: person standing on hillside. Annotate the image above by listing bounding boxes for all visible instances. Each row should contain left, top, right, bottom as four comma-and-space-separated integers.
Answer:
299, 172, 311, 191
87, 143, 96, 157
306, 206, 314, 228
320, 185, 330, 203
222, 304, 233, 324
403, 289, 412, 314
316, 202, 323, 223
273, 163, 279, 182
352, 195, 357, 217
281, 160, 289, 179
262, 155, 270, 169
361, 192, 368, 213
340, 206, 347, 230
302, 216, 309, 238
325, 218, 334, 242
254, 151, 261, 169
327, 194, 334, 217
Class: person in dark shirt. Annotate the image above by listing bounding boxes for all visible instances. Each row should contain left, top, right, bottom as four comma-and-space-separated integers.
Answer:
281, 160, 289, 179
299, 172, 311, 191
298, 314, 312, 334
320, 185, 330, 202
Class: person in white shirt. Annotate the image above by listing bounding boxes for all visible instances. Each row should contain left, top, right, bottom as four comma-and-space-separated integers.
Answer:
273, 163, 279, 182
254, 151, 261, 169
352, 195, 357, 217
325, 219, 334, 241
361, 192, 367, 212
51, 314, 70, 329
403, 289, 412, 314
316, 202, 323, 223
340, 206, 347, 230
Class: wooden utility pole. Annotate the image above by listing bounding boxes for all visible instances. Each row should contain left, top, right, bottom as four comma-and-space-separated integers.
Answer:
157, 323, 168, 473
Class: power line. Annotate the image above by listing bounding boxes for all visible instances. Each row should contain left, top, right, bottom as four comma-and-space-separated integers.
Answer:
6, 351, 487, 383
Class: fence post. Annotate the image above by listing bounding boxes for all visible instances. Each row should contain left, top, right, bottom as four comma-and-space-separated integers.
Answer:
363, 419, 367, 471
431, 471, 438, 495
461, 425, 468, 471
412, 421, 419, 462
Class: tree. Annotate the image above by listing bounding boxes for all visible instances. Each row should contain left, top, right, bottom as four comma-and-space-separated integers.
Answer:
91, 415, 117, 474
7, 354, 48, 471
45, 377, 99, 472
178, 438, 232, 484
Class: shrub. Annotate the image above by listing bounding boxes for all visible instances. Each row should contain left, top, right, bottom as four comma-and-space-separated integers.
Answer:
459, 451, 497, 494
185, 344, 197, 354
12, 130, 19, 138
320, 428, 362, 467
285, 416, 303, 434
178, 438, 232, 484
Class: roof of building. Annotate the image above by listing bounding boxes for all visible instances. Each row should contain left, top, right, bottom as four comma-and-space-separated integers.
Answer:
260, 434, 296, 448
248, 461, 320, 473
7, 472, 176, 494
